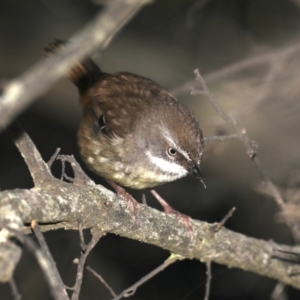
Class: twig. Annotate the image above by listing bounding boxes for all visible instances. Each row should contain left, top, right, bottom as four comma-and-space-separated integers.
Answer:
58, 155, 75, 182
9, 124, 52, 185
0, 0, 151, 132
192, 69, 300, 241
78, 218, 87, 252
186, 0, 210, 29
172, 42, 300, 97
204, 261, 212, 300
56, 155, 95, 186
234, 55, 286, 120
83, 265, 117, 297
4, 226, 69, 300
271, 282, 287, 300
47, 148, 61, 168
30, 221, 68, 298
71, 231, 103, 300
142, 193, 147, 205
9, 278, 22, 300
31, 221, 56, 262
203, 134, 240, 144
192, 70, 238, 129
213, 207, 236, 232
272, 247, 300, 263
112, 254, 184, 300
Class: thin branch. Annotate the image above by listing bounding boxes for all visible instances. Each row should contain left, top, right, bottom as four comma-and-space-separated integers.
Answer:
78, 218, 87, 252
47, 148, 61, 168
0, 0, 151, 132
233, 54, 286, 120
9, 124, 52, 185
204, 261, 212, 300
172, 42, 300, 97
31, 221, 68, 298
272, 247, 300, 263
142, 193, 147, 205
203, 134, 240, 144
80, 265, 117, 297
31, 221, 54, 261
186, 0, 210, 29
9, 278, 21, 300
192, 70, 238, 129
213, 207, 236, 232
56, 155, 95, 186
192, 69, 300, 241
4, 226, 69, 300
112, 254, 184, 300
271, 282, 287, 300
71, 231, 103, 300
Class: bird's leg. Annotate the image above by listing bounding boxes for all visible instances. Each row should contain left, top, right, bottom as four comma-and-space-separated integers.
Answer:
150, 189, 193, 234
107, 180, 140, 220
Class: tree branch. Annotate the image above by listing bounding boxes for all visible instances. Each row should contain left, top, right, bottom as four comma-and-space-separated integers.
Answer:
192, 69, 300, 242
0, 0, 151, 132
171, 42, 300, 97
0, 129, 300, 289
4, 226, 69, 300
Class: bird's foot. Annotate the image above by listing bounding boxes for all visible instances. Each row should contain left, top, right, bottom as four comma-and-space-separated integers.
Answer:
150, 189, 193, 235
107, 180, 140, 221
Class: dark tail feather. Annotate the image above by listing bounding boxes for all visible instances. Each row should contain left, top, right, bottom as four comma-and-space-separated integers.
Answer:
45, 39, 103, 93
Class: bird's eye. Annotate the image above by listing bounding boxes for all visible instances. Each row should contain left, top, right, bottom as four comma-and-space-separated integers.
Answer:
167, 147, 177, 156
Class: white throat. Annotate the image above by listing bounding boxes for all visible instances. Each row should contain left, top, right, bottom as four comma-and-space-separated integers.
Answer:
146, 151, 188, 179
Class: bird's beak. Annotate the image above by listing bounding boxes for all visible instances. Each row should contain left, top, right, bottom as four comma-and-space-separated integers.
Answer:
190, 165, 206, 189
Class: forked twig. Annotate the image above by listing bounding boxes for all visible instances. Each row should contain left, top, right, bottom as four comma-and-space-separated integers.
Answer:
172, 42, 300, 97
112, 254, 184, 300
71, 231, 103, 300
5, 226, 69, 300
192, 69, 300, 241
56, 154, 95, 186
47, 148, 61, 168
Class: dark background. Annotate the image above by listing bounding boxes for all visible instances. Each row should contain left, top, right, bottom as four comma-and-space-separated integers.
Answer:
1, 0, 300, 299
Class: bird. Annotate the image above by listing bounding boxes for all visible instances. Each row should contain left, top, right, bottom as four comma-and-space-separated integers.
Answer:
45, 39, 205, 217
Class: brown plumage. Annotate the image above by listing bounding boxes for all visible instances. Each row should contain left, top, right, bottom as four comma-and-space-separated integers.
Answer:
46, 40, 204, 189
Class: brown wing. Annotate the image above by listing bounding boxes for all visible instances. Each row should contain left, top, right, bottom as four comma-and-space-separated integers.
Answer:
89, 72, 174, 137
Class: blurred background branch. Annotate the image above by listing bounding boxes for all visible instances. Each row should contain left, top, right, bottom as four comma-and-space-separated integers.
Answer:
0, 0, 151, 131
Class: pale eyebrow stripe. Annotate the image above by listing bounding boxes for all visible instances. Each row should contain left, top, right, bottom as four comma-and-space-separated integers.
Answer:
164, 133, 191, 162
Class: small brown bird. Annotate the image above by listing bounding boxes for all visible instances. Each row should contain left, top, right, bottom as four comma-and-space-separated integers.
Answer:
46, 40, 205, 197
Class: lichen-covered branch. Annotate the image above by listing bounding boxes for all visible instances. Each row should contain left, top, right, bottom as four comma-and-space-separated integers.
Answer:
1, 178, 300, 288
0, 129, 300, 289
